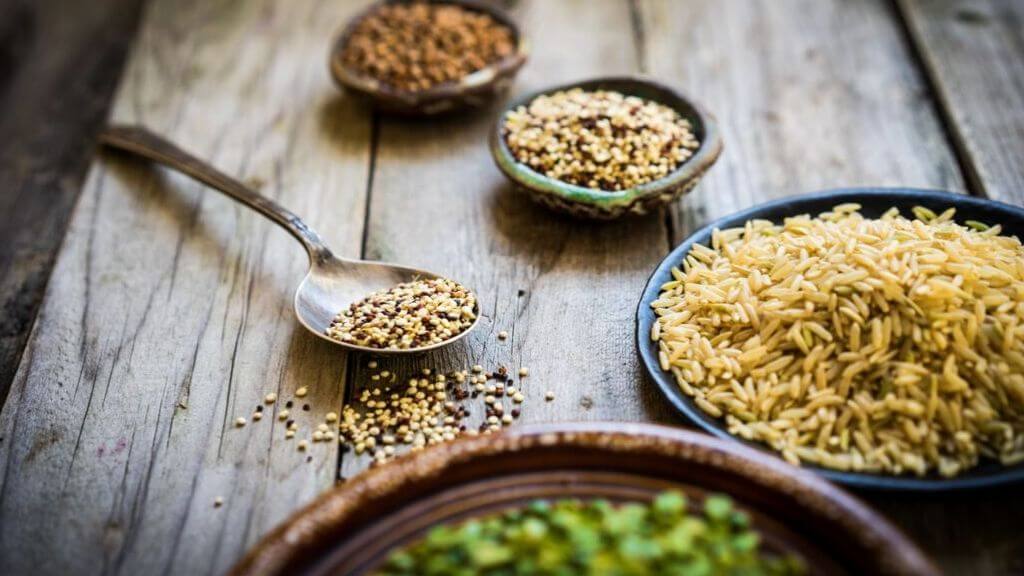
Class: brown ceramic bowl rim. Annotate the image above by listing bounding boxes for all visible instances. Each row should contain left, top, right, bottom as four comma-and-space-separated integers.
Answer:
231, 422, 937, 576
329, 0, 529, 107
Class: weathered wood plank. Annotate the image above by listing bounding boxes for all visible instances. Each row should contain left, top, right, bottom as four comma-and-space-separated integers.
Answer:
341, 0, 675, 479
867, 8, 1024, 563
868, 487, 1024, 575
898, 0, 1024, 204
637, 2, 1019, 574
638, 0, 965, 241
0, 0, 373, 574
0, 0, 143, 407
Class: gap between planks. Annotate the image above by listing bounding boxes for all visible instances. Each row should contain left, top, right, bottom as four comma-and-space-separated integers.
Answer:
889, 0, 987, 199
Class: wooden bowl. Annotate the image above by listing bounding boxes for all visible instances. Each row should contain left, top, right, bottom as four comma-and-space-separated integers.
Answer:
489, 76, 723, 220
329, 0, 528, 116
231, 423, 936, 576
636, 188, 1024, 491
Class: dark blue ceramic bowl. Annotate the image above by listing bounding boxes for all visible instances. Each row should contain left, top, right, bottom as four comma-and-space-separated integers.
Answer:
636, 188, 1024, 491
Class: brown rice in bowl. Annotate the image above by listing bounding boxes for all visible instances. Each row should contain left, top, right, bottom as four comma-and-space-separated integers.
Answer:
651, 204, 1024, 477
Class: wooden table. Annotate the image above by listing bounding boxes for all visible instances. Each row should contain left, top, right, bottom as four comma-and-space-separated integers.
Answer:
1, 0, 1022, 574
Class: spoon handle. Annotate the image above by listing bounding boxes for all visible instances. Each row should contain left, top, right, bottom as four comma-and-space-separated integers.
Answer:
99, 124, 334, 264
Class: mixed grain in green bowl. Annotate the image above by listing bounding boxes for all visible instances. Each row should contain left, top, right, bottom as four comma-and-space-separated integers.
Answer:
502, 88, 700, 192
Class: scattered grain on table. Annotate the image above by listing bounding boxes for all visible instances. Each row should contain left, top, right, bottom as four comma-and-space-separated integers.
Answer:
339, 364, 531, 465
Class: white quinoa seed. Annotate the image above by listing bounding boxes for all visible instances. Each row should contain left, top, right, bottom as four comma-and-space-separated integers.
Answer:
264, 393, 277, 404
214, 497, 224, 508
234, 417, 246, 427
337, 365, 531, 464
295, 386, 309, 398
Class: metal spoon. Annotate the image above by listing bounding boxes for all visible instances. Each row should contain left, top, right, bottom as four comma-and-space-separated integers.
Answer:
99, 125, 479, 355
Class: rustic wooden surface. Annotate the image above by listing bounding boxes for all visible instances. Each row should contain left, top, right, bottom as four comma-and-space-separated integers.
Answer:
1, 0, 1023, 574
0, 0, 143, 407
340, 0, 676, 479
639, 0, 965, 239
0, 0, 372, 574
897, 0, 1024, 205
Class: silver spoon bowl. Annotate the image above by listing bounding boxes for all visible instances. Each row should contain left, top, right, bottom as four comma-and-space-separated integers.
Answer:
100, 125, 479, 355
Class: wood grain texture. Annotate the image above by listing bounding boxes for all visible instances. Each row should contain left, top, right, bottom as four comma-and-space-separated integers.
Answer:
636, 2, 1017, 573
0, 0, 143, 406
0, 0, 373, 574
898, 0, 1024, 204
637, 0, 965, 242
1, 0, 1021, 573
341, 0, 676, 479
881, 6, 1024, 567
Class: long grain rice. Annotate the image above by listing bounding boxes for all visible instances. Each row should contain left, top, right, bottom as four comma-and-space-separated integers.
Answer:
652, 205, 1024, 477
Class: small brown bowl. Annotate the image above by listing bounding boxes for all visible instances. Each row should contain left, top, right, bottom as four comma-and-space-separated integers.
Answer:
490, 76, 723, 220
330, 0, 528, 116
231, 423, 937, 576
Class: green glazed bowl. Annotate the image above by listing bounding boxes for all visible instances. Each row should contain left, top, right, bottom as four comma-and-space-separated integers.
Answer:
489, 76, 723, 220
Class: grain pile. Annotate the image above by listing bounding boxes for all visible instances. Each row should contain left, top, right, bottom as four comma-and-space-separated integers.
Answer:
327, 278, 477, 350
339, 364, 527, 466
652, 204, 1024, 476
503, 89, 700, 191
341, 1, 515, 92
